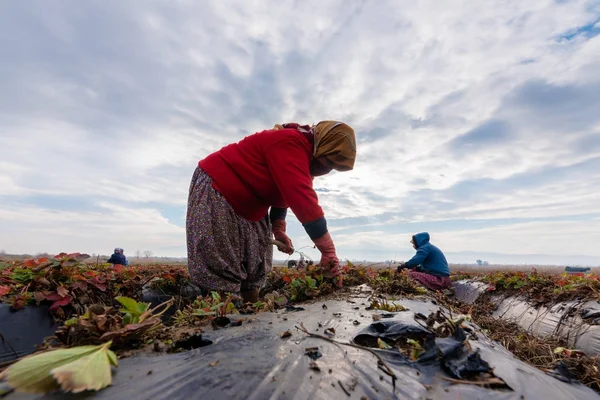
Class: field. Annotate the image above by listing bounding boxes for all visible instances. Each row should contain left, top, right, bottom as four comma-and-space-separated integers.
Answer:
1, 253, 600, 393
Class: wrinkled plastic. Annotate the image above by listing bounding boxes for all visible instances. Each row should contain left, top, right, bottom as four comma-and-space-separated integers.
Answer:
453, 280, 600, 356
2, 290, 597, 399
0, 304, 57, 363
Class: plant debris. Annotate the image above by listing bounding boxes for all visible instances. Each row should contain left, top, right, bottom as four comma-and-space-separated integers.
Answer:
3, 254, 600, 393
280, 330, 292, 339
304, 347, 322, 360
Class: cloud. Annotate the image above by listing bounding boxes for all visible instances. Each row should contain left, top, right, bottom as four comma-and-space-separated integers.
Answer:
1, 1, 600, 265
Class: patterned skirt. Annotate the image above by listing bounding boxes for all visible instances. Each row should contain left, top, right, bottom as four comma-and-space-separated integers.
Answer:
408, 271, 452, 291
186, 167, 273, 293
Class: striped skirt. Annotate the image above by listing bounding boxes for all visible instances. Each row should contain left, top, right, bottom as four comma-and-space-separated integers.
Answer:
186, 167, 273, 293
408, 271, 452, 291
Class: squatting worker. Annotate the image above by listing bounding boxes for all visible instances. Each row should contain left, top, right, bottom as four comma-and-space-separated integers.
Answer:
186, 121, 357, 303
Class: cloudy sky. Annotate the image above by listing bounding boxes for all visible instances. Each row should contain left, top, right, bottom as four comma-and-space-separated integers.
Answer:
1, 1, 600, 265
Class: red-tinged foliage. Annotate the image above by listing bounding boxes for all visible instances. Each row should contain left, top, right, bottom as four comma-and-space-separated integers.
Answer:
111, 264, 124, 273
453, 269, 600, 304
49, 295, 73, 311
0, 285, 10, 296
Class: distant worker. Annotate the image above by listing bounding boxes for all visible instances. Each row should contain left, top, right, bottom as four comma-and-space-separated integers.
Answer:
187, 121, 357, 303
397, 232, 451, 291
107, 248, 129, 266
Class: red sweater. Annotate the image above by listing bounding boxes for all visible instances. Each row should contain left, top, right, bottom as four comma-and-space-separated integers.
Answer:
198, 128, 324, 224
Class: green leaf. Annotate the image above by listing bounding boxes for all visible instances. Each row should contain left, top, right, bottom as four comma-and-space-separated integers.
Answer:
554, 347, 566, 354
137, 302, 149, 314
0, 342, 116, 394
194, 309, 216, 317
115, 297, 138, 313
253, 301, 265, 309
122, 313, 133, 325
225, 302, 236, 313
377, 338, 392, 349
275, 295, 288, 306
211, 291, 220, 302
107, 350, 118, 367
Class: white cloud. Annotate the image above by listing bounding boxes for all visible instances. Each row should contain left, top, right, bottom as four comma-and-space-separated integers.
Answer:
0, 203, 184, 256
1, 1, 599, 264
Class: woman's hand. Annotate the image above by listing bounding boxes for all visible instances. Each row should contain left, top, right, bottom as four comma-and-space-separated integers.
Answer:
272, 219, 294, 254
313, 232, 343, 288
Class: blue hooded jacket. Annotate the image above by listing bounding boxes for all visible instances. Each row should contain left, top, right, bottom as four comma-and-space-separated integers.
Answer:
403, 232, 449, 277
107, 252, 128, 266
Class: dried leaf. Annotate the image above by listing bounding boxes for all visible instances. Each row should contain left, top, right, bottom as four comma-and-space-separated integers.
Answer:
324, 327, 336, 336
56, 286, 69, 298
309, 361, 321, 371
209, 360, 219, 367
377, 338, 392, 349
0, 342, 117, 394
372, 314, 382, 321
70, 281, 88, 291
280, 330, 292, 338
52, 345, 115, 393
99, 319, 158, 341
35, 277, 51, 286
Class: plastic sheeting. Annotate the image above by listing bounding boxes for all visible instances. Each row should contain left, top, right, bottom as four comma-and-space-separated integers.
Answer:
0, 304, 57, 364
453, 280, 600, 356
2, 288, 597, 400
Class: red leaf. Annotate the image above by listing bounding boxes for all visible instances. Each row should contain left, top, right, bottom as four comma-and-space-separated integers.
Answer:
83, 271, 98, 278
0, 286, 10, 296
111, 264, 124, 273
46, 293, 62, 301
49, 296, 73, 311
282, 275, 292, 283
24, 259, 38, 267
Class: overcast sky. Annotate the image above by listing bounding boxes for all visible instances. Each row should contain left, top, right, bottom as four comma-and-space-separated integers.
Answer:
1, 1, 600, 265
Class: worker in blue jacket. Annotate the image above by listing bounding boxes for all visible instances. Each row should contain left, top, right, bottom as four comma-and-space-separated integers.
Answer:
107, 248, 129, 266
397, 232, 451, 291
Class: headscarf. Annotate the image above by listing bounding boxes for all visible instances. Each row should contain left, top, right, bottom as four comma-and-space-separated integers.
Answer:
313, 121, 356, 172
272, 121, 356, 172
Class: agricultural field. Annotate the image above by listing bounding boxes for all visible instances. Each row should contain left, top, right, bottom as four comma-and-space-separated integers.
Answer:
1, 253, 600, 395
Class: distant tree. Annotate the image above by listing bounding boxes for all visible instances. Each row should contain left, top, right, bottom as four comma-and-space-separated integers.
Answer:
143, 250, 153, 259
135, 250, 141, 259
483, 261, 489, 266
476, 259, 483, 266
0, 249, 6, 256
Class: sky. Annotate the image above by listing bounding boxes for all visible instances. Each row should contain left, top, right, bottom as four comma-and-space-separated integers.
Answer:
1, 1, 600, 266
